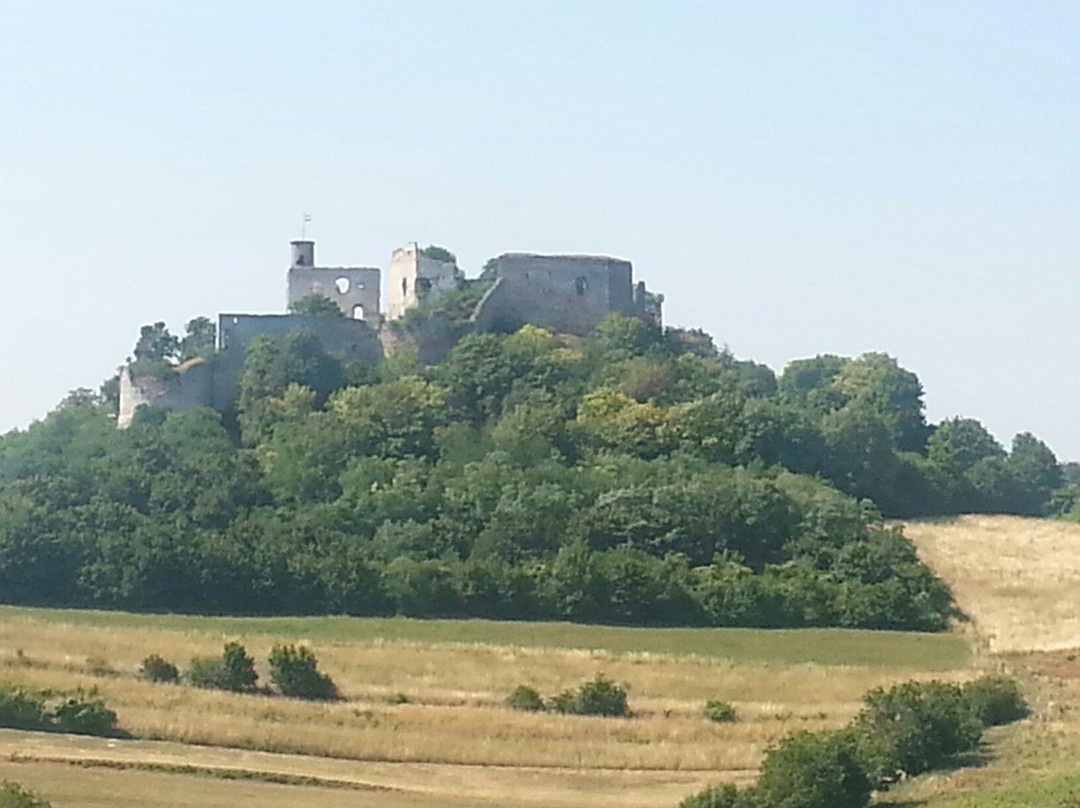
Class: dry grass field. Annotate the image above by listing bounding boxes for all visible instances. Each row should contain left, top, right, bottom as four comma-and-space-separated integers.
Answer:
0, 606, 972, 807
906, 515, 1080, 653
11, 514, 1080, 807
877, 515, 1080, 807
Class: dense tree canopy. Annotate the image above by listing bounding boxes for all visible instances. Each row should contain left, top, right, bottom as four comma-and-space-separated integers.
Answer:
0, 315, 1072, 627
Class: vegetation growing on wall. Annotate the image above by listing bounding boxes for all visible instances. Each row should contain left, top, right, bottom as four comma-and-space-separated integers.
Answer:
0, 315, 1072, 627
125, 317, 217, 379
394, 279, 494, 333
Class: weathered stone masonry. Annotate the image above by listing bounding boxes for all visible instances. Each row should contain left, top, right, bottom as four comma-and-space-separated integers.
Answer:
117, 240, 662, 426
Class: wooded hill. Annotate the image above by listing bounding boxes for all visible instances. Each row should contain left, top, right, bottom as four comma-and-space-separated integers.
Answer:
0, 314, 1073, 629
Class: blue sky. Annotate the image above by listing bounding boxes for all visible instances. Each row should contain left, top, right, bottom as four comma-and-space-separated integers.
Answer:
2, 2, 1078, 458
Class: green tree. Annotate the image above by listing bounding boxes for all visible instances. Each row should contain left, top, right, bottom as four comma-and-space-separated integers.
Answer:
268, 644, 337, 700
1007, 432, 1064, 515
180, 316, 216, 362
189, 642, 258, 692
419, 244, 457, 264
289, 294, 345, 318
132, 321, 180, 364
927, 418, 1004, 472
778, 355, 847, 405
853, 680, 981, 784
832, 353, 929, 451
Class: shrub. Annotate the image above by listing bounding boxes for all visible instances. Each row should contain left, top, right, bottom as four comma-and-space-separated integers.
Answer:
853, 680, 981, 785
268, 645, 337, 701
506, 685, 545, 712
0, 781, 51, 808
139, 654, 179, 683
0, 687, 47, 731
188, 642, 258, 692
962, 676, 1027, 726
679, 783, 747, 808
549, 675, 629, 717
48, 690, 118, 736
703, 700, 737, 723
755, 729, 871, 808
0, 686, 118, 737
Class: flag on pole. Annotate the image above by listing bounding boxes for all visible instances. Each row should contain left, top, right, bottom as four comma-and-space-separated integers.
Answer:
303, 213, 312, 222
301, 213, 312, 239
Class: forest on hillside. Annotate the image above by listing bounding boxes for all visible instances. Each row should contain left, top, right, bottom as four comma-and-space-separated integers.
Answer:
1, 312, 1074, 630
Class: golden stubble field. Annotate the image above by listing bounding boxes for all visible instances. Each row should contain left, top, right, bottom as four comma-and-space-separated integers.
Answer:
0, 606, 972, 808
906, 515, 1080, 653
875, 515, 1080, 807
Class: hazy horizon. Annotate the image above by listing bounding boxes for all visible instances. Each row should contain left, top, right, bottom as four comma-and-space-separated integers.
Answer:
3, 1, 1077, 459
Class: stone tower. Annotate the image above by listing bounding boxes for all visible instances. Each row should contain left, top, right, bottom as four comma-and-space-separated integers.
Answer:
386, 242, 464, 320
286, 239, 381, 321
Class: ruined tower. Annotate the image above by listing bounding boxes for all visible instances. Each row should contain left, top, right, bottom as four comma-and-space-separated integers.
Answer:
386, 242, 464, 320
286, 239, 381, 321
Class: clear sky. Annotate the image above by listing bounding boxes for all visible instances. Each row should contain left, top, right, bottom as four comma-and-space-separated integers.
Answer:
2, 2, 1078, 458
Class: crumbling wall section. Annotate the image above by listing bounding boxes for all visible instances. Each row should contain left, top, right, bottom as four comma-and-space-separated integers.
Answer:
214, 314, 383, 410
287, 266, 381, 321
117, 358, 216, 428
386, 242, 463, 320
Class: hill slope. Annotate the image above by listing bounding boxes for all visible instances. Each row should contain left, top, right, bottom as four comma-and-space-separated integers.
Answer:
906, 515, 1080, 653
883, 515, 1080, 807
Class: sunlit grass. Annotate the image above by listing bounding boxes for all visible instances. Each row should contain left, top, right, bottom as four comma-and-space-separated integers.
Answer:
0, 606, 970, 772
906, 515, 1080, 653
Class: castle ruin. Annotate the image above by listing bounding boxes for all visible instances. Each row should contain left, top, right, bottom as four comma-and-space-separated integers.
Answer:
118, 240, 662, 427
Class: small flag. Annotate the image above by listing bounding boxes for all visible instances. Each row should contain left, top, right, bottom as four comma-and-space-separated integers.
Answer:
303, 213, 312, 222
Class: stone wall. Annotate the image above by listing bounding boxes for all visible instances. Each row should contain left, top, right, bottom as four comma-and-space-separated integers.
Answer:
117, 358, 216, 428
386, 242, 463, 319
214, 313, 384, 410
287, 266, 381, 321
470, 253, 658, 336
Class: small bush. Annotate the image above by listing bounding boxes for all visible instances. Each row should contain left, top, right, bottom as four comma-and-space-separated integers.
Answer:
0, 687, 47, 731
755, 729, 871, 808
268, 645, 337, 701
679, 783, 746, 808
390, 693, 410, 704
48, 690, 118, 736
549, 675, 629, 717
0, 686, 118, 737
139, 654, 179, 683
506, 685, 545, 712
853, 680, 981, 785
188, 642, 258, 692
962, 676, 1027, 726
679, 783, 748, 808
703, 700, 737, 723
0, 781, 51, 808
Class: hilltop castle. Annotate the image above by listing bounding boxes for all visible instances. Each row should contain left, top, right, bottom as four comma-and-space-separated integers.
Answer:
118, 240, 663, 427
